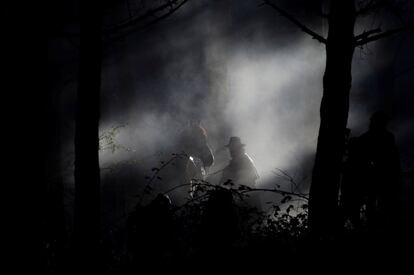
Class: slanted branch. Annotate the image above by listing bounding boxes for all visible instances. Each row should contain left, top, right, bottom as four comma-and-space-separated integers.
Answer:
355, 22, 413, 46
263, 0, 327, 44
105, 0, 189, 34
354, 27, 382, 42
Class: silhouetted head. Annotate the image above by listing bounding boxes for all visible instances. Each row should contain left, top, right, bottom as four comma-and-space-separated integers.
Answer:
181, 121, 214, 167
225, 136, 246, 158
369, 111, 389, 133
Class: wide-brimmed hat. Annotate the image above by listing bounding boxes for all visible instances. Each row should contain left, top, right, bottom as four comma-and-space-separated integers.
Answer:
225, 136, 245, 148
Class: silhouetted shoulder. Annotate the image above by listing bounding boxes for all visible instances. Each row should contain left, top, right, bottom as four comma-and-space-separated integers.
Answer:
242, 153, 259, 180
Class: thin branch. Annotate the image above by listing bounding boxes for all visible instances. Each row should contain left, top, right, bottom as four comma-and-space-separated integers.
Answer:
354, 27, 382, 41
264, 0, 327, 44
241, 188, 309, 201
162, 181, 217, 195
141, 0, 188, 29
52, 0, 188, 38
355, 23, 413, 46
138, 153, 187, 203
273, 168, 298, 192
106, 0, 188, 33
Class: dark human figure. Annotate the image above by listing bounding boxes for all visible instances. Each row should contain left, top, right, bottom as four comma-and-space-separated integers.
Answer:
127, 194, 176, 269
340, 135, 365, 231
220, 137, 260, 210
195, 188, 240, 265
358, 111, 400, 231
220, 137, 259, 188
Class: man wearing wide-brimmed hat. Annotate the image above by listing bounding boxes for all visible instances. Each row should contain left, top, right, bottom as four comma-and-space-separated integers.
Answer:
220, 136, 259, 190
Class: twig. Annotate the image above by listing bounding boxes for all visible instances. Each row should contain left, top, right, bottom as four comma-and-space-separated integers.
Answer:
354, 27, 382, 42
355, 23, 413, 46
263, 0, 327, 44
241, 188, 309, 201
138, 153, 187, 203
162, 181, 217, 195
273, 168, 299, 192
106, 0, 188, 33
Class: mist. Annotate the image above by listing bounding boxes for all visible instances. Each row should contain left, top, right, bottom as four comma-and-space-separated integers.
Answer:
47, 1, 413, 219
92, 0, 413, 196
43, 0, 414, 271
95, 2, 329, 195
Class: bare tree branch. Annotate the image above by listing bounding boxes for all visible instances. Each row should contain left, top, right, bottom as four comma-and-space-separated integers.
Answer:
106, 0, 188, 33
354, 27, 382, 42
141, 0, 189, 29
264, 0, 327, 44
241, 188, 309, 201
102, 0, 189, 42
355, 23, 413, 46
52, 0, 189, 38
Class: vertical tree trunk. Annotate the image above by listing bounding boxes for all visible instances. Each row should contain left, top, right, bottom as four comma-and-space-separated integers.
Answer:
309, 0, 356, 239
44, 88, 66, 270
74, 0, 102, 269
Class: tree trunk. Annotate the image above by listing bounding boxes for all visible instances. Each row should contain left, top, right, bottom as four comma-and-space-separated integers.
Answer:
44, 88, 66, 271
74, 0, 102, 269
309, 0, 356, 239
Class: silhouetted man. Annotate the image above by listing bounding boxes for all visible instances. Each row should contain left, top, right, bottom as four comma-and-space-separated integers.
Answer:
220, 136, 259, 188
127, 194, 177, 268
220, 137, 260, 209
340, 134, 365, 230
197, 188, 240, 262
358, 111, 400, 231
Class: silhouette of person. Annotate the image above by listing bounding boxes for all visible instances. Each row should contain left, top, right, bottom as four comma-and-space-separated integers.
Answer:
197, 188, 240, 255
358, 111, 400, 231
220, 137, 259, 188
220, 137, 260, 209
340, 134, 366, 230
127, 194, 177, 268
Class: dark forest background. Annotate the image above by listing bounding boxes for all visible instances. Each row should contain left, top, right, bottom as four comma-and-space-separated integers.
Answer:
9, 0, 414, 272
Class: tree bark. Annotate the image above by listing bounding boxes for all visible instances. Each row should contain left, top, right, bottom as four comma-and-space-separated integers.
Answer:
308, 0, 356, 239
44, 88, 66, 270
74, 0, 102, 269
